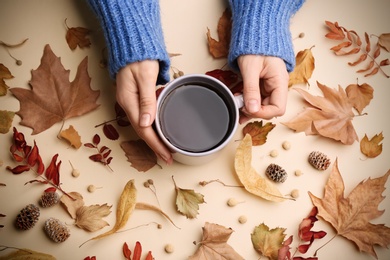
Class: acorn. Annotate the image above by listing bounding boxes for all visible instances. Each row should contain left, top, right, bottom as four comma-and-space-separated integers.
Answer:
265, 164, 288, 183
44, 218, 70, 243
15, 204, 40, 230
308, 151, 331, 170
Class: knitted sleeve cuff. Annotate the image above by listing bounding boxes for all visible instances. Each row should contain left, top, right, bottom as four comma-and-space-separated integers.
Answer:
87, 0, 170, 84
228, 0, 304, 72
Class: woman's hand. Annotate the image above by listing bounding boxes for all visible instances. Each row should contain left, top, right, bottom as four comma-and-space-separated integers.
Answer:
116, 60, 173, 164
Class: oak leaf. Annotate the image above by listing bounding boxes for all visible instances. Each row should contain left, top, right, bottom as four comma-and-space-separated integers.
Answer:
65, 18, 91, 50
345, 82, 373, 115
242, 120, 275, 146
75, 204, 112, 232
360, 132, 384, 158
235, 134, 286, 202
309, 159, 390, 258
120, 139, 158, 172
0, 110, 15, 134
0, 63, 13, 96
206, 8, 231, 59
10, 44, 100, 134
60, 125, 82, 149
282, 81, 359, 145
378, 33, 390, 52
288, 46, 315, 87
189, 222, 244, 260
172, 176, 205, 219
251, 223, 286, 260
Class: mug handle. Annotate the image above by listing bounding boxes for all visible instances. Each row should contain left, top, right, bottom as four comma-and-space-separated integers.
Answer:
234, 94, 244, 109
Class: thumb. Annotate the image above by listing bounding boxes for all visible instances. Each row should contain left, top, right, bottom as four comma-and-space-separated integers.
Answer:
242, 76, 261, 114
138, 83, 157, 127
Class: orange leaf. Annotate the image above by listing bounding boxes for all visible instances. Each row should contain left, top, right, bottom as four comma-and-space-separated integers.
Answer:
378, 33, 390, 52
206, 8, 231, 58
345, 83, 373, 114
309, 160, 390, 258
242, 120, 275, 146
360, 133, 384, 158
288, 46, 315, 87
325, 21, 345, 40
10, 44, 100, 134
65, 18, 91, 50
60, 125, 82, 149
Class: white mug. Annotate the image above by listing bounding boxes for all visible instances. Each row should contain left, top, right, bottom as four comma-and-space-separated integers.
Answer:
155, 74, 243, 165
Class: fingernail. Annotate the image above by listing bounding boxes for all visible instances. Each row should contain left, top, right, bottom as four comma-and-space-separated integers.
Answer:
247, 99, 259, 113
140, 113, 151, 127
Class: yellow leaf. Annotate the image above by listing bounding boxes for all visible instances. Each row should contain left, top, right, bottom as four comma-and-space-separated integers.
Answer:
234, 134, 286, 202
0, 110, 15, 134
360, 132, 384, 158
59, 125, 82, 149
0, 248, 56, 260
251, 223, 287, 260
288, 46, 315, 87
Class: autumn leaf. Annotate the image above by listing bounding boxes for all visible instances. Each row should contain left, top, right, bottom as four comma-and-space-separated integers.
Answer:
206, 8, 231, 58
251, 223, 286, 260
0, 248, 56, 260
360, 132, 384, 158
282, 81, 359, 145
10, 44, 100, 134
242, 120, 275, 146
120, 139, 158, 172
378, 33, 390, 52
0, 63, 14, 96
189, 222, 244, 260
60, 191, 85, 219
234, 134, 286, 202
297, 207, 326, 254
75, 204, 112, 232
309, 159, 390, 258
345, 82, 373, 115
172, 176, 205, 219
288, 46, 315, 87
65, 18, 91, 50
0, 110, 15, 134
205, 69, 239, 88
103, 123, 119, 140
60, 125, 82, 149
135, 202, 179, 228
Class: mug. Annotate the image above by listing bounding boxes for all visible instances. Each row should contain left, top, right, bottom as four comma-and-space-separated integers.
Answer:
155, 74, 243, 165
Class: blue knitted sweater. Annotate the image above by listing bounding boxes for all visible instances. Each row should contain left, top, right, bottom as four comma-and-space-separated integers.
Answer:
87, 0, 304, 84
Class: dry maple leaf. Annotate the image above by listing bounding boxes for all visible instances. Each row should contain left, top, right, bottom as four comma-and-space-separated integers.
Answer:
345, 82, 373, 115
206, 8, 231, 59
0, 110, 15, 134
282, 81, 359, 145
251, 223, 287, 260
189, 222, 244, 260
288, 46, 315, 87
59, 125, 82, 149
120, 139, 158, 172
360, 132, 384, 158
65, 18, 91, 50
235, 134, 286, 202
242, 120, 276, 146
75, 204, 112, 232
10, 44, 100, 134
309, 159, 390, 258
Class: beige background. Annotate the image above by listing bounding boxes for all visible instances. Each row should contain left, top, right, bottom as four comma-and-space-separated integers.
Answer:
1, 0, 390, 259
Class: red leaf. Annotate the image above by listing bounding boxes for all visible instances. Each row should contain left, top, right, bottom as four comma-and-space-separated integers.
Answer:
44, 187, 57, 193
230, 81, 243, 94
103, 123, 119, 140
205, 69, 239, 87
92, 134, 100, 145
45, 154, 61, 185
89, 154, 103, 162
102, 150, 111, 159
99, 146, 109, 153
106, 157, 113, 165
6, 165, 30, 174
11, 151, 24, 162
145, 251, 153, 260
115, 102, 130, 127
84, 143, 96, 148
133, 241, 142, 260
123, 242, 131, 260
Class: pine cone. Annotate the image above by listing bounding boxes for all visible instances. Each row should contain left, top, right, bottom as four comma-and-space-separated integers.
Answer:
44, 218, 70, 243
265, 163, 287, 183
39, 191, 60, 207
308, 151, 331, 170
15, 204, 40, 230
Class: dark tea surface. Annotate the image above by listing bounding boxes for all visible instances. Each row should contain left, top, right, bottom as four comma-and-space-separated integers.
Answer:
159, 84, 230, 152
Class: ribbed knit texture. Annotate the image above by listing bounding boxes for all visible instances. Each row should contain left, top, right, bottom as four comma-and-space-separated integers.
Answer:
228, 0, 304, 72
87, 0, 170, 84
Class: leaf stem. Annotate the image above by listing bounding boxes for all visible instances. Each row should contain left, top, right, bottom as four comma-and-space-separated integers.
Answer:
313, 233, 337, 256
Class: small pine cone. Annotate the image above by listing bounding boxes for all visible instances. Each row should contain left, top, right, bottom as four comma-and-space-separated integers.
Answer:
308, 151, 331, 170
39, 191, 60, 207
44, 218, 70, 243
265, 163, 287, 183
15, 204, 40, 230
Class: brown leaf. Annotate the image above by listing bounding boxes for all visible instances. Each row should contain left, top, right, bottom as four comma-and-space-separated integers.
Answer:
0, 63, 14, 96
103, 123, 119, 140
0, 110, 15, 134
251, 223, 286, 260
206, 8, 231, 59
360, 133, 384, 158
120, 139, 157, 172
75, 204, 112, 232
242, 120, 276, 146
378, 33, 390, 52
60, 125, 82, 149
60, 191, 85, 219
10, 44, 100, 134
282, 81, 359, 145
309, 160, 390, 258
189, 222, 244, 260
345, 83, 373, 114
288, 46, 315, 87
325, 21, 345, 40
65, 18, 91, 50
